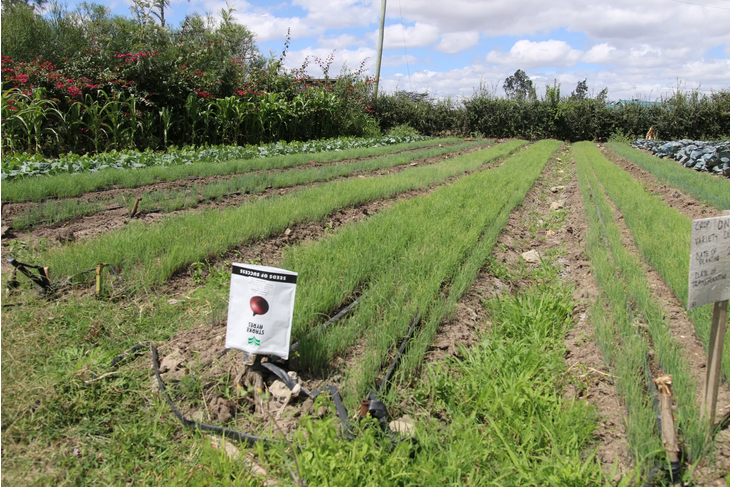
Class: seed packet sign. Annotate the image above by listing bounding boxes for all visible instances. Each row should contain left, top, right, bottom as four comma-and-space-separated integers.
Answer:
688, 215, 730, 310
226, 263, 297, 359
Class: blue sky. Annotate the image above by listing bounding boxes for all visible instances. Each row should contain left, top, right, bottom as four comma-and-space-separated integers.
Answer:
60, 0, 729, 100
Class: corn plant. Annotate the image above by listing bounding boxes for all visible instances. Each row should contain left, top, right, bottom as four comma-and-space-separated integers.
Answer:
2, 88, 60, 153
159, 106, 173, 148
81, 92, 111, 153
63, 101, 85, 153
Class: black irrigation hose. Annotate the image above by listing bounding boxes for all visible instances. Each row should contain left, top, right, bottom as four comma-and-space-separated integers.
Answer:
328, 386, 355, 440
261, 362, 317, 398
149, 343, 272, 446
259, 361, 354, 438
103, 341, 273, 445
290, 295, 364, 353
6, 257, 131, 299
110, 342, 149, 368
379, 312, 421, 396
106, 343, 355, 445
102, 307, 419, 449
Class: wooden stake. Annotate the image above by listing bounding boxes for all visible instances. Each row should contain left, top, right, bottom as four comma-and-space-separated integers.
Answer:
654, 375, 680, 462
702, 209, 730, 423
703, 299, 729, 423
130, 196, 142, 218
95, 263, 106, 296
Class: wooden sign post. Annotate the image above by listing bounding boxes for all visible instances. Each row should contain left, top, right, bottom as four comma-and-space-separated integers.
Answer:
689, 211, 730, 423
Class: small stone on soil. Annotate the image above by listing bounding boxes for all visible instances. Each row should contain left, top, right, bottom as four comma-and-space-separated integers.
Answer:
159, 349, 184, 373
268, 380, 291, 400
521, 249, 541, 263
389, 416, 416, 436
209, 436, 241, 460
550, 201, 565, 210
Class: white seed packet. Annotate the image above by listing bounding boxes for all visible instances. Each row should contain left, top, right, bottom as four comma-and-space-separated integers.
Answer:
226, 263, 298, 359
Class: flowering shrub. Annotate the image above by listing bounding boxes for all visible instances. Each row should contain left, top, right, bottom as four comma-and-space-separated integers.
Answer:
1, 49, 375, 156
0, 5, 377, 157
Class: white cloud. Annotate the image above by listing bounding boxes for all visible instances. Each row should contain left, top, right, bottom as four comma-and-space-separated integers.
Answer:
383, 54, 419, 67
376, 23, 440, 50
583, 43, 617, 64
435, 31, 480, 54
187, 0, 729, 99
318, 34, 364, 49
291, 0, 377, 29
282, 47, 376, 78
392, 0, 730, 53
486, 40, 582, 68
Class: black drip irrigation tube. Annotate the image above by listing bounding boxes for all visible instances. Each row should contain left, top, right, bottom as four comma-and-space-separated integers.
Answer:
5, 258, 130, 299
7, 258, 55, 295
290, 295, 364, 353
103, 305, 422, 451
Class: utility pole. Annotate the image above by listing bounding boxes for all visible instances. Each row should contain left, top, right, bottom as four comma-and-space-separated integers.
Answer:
373, 0, 387, 99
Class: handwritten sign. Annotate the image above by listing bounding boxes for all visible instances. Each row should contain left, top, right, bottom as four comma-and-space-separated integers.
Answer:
688, 215, 730, 310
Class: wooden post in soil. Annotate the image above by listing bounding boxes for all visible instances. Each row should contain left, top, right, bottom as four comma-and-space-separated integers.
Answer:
692, 210, 730, 424
95, 263, 107, 296
702, 299, 729, 422
654, 375, 680, 462
130, 196, 142, 218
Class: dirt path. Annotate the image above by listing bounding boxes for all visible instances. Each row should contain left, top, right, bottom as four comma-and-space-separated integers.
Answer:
474, 147, 631, 478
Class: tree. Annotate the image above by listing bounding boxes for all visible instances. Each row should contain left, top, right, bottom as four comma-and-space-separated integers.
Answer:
571, 79, 588, 101
503, 69, 535, 101
544, 79, 561, 104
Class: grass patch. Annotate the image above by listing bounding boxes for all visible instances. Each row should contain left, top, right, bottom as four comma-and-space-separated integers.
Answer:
2, 138, 462, 203
9, 140, 487, 230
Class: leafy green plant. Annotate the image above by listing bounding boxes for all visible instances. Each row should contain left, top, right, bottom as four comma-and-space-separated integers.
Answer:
1, 135, 435, 187
387, 123, 420, 137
